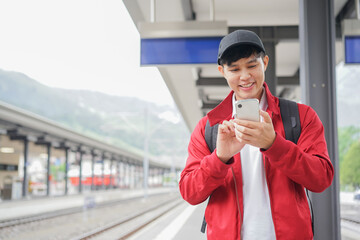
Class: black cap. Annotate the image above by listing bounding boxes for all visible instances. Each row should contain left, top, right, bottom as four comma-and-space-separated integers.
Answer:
217, 30, 266, 65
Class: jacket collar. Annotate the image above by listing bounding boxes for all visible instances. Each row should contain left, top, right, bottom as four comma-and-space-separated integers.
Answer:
207, 82, 280, 127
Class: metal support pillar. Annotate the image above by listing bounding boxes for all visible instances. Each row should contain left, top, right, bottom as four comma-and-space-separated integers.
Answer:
143, 106, 149, 198
264, 41, 277, 95
22, 138, 29, 197
46, 143, 51, 196
130, 164, 135, 189
154, 168, 157, 186
133, 164, 136, 188
150, 0, 156, 22
101, 153, 105, 189
91, 151, 95, 190
135, 165, 139, 188
140, 165, 144, 188
148, 168, 152, 188
127, 162, 130, 188
129, 163, 133, 189
157, 168, 161, 186
118, 160, 123, 188
129, 163, 132, 188
210, 0, 215, 21
78, 151, 83, 193
299, 0, 340, 239
162, 168, 165, 185
139, 165, 142, 188
124, 161, 128, 188
109, 158, 114, 188
64, 148, 69, 195
181, 0, 196, 20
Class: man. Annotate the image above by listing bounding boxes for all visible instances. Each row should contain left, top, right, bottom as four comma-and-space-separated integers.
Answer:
179, 30, 334, 240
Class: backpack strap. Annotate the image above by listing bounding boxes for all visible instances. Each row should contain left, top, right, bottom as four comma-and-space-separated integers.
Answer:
201, 120, 218, 233
278, 98, 301, 144
205, 120, 219, 153
200, 215, 207, 233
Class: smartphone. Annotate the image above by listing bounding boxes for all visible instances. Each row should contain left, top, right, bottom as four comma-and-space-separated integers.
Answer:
235, 99, 260, 122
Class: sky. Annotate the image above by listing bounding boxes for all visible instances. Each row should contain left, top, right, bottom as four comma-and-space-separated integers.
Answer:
0, 0, 174, 106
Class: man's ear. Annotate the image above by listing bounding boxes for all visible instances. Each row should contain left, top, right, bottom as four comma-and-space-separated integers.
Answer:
218, 65, 225, 76
263, 55, 269, 71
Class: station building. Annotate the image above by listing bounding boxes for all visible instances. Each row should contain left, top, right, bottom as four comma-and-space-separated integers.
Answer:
0, 101, 174, 201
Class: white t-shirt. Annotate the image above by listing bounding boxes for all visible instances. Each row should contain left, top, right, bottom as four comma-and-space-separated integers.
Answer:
232, 90, 276, 240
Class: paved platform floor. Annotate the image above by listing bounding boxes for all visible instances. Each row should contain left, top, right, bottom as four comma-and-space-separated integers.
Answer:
0, 187, 175, 221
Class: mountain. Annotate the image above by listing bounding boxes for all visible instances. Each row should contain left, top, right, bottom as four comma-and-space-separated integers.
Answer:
0, 69, 190, 167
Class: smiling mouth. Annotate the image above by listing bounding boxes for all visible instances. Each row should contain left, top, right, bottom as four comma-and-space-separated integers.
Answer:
239, 83, 254, 88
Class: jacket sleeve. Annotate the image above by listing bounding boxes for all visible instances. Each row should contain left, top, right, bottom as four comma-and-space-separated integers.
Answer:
179, 117, 233, 205
262, 104, 334, 192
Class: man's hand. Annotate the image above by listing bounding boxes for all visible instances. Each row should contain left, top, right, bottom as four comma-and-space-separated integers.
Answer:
233, 110, 276, 150
216, 120, 245, 163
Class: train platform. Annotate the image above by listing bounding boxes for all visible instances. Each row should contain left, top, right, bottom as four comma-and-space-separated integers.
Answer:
0, 189, 359, 240
0, 187, 176, 221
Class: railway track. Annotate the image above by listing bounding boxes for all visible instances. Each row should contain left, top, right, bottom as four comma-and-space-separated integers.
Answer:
0, 192, 169, 229
0, 192, 182, 240
341, 217, 360, 240
341, 216, 360, 230
75, 197, 183, 240
342, 217, 360, 225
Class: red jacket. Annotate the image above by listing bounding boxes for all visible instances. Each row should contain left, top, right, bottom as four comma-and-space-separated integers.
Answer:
179, 83, 334, 240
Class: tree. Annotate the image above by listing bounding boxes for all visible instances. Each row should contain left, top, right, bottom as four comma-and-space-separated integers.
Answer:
340, 140, 360, 189
338, 126, 360, 164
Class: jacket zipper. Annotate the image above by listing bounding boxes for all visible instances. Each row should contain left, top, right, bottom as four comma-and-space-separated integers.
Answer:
264, 111, 278, 237
231, 167, 242, 239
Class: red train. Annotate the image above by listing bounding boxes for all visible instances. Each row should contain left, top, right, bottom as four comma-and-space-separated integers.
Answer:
69, 175, 116, 186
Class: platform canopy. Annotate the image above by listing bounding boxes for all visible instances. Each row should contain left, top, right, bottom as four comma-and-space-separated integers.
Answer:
123, 0, 350, 131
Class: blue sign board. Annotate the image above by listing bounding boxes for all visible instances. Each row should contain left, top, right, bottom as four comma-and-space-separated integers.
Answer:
141, 37, 222, 65
345, 36, 360, 64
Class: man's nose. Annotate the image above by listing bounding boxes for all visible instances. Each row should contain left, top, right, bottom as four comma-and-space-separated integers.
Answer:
239, 70, 251, 80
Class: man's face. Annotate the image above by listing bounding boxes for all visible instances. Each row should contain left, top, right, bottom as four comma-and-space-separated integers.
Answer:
218, 54, 269, 101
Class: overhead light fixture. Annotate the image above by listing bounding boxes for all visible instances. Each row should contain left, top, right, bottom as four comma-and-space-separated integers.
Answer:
0, 147, 15, 153
138, 21, 227, 39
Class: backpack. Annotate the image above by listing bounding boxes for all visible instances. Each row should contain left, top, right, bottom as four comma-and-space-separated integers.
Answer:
201, 98, 314, 234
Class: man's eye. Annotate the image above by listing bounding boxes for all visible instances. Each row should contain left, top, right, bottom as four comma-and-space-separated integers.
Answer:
248, 65, 257, 68
230, 69, 238, 72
